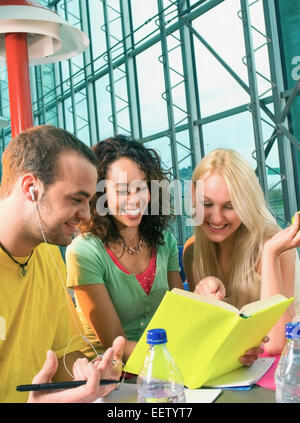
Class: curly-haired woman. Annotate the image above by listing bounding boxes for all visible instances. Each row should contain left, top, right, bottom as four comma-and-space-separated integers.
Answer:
65, 136, 184, 362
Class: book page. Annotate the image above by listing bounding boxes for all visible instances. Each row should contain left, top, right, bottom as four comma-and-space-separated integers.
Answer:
239, 294, 289, 317
204, 357, 275, 388
171, 288, 239, 314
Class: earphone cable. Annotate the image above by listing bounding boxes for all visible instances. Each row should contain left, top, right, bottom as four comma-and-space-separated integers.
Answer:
34, 203, 99, 378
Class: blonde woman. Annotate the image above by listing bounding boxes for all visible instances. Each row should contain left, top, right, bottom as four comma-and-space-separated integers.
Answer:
183, 148, 300, 355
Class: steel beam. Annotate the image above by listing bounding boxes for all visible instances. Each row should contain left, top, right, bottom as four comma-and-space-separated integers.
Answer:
80, 0, 100, 145
120, 0, 142, 139
240, 0, 269, 199
157, 0, 184, 245
102, 0, 119, 135
263, 0, 298, 219
177, 0, 204, 165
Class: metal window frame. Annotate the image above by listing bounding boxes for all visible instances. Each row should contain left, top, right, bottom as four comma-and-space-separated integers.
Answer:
1, 0, 300, 242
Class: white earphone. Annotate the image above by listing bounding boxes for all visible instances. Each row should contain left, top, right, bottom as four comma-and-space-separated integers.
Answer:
29, 186, 36, 201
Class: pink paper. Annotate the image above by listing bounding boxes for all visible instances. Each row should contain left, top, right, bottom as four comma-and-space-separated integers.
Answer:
256, 352, 280, 390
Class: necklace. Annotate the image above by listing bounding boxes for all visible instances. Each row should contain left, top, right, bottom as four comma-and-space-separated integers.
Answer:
0, 241, 34, 276
118, 238, 146, 255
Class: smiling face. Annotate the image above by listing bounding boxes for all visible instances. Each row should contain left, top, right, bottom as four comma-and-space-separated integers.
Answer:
105, 157, 150, 229
34, 151, 97, 246
200, 172, 242, 244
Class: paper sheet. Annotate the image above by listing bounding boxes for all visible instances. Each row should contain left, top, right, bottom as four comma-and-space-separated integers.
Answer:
204, 357, 275, 388
255, 353, 280, 391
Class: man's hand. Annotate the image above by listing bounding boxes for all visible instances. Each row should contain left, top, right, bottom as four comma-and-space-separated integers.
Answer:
27, 336, 125, 403
91, 336, 125, 397
194, 277, 226, 301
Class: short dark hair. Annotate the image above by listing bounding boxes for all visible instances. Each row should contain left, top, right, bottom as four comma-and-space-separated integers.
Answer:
79, 135, 173, 248
0, 124, 98, 197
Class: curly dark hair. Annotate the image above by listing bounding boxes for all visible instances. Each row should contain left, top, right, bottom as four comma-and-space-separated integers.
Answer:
78, 135, 173, 248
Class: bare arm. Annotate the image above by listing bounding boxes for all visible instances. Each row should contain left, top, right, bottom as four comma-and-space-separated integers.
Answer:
260, 247, 296, 354
182, 243, 198, 291
74, 284, 136, 363
260, 214, 300, 354
167, 270, 184, 290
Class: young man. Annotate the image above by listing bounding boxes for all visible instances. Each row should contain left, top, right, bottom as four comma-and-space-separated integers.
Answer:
0, 125, 125, 403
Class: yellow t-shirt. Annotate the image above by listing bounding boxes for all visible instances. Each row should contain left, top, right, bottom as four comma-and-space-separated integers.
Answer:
0, 243, 85, 403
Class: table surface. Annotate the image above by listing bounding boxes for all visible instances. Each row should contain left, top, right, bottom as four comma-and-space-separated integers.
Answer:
215, 385, 275, 403
125, 377, 276, 403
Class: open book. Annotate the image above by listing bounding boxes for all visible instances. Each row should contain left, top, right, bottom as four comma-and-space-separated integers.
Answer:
124, 288, 293, 389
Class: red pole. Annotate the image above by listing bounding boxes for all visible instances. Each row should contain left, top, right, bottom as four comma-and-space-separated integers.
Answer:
0, 0, 31, 5
5, 33, 33, 137
0, 0, 33, 137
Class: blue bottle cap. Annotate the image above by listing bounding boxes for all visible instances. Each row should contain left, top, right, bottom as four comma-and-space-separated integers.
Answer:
147, 328, 167, 345
285, 322, 300, 339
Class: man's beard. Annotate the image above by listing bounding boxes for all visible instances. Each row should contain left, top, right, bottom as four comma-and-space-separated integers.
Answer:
28, 203, 73, 247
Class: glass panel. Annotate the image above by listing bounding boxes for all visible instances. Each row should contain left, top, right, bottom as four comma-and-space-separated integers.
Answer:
42, 64, 57, 103
74, 90, 89, 145
64, 96, 75, 134
136, 44, 168, 136
260, 104, 285, 225
276, 0, 300, 206
95, 75, 114, 140
58, 0, 81, 27
89, 0, 107, 62
176, 130, 194, 243
131, 0, 159, 44
167, 29, 188, 128
202, 111, 255, 159
144, 134, 193, 243
0, 70, 10, 121
144, 137, 172, 171
248, 0, 273, 100
202, 109, 285, 224
42, 64, 58, 126
0, 0, 297, 241
60, 61, 71, 94
193, 2, 249, 117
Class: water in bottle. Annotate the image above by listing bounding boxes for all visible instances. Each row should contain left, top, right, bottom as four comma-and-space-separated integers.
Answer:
137, 328, 186, 403
275, 322, 300, 403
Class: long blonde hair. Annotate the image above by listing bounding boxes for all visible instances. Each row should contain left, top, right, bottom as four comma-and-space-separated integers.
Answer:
193, 148, 280, 308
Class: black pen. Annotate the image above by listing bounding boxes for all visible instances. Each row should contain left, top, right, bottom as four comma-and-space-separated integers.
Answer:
16, 379, 121, 392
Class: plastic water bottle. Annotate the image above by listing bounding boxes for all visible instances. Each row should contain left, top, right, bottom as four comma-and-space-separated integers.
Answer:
275, 322, 300, 403
137, 328, 186, 403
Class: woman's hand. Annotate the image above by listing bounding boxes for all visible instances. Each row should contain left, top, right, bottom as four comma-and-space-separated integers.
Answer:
239, 336, 270, 366
263, 212, 300, 258
194, 277, 226, 301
